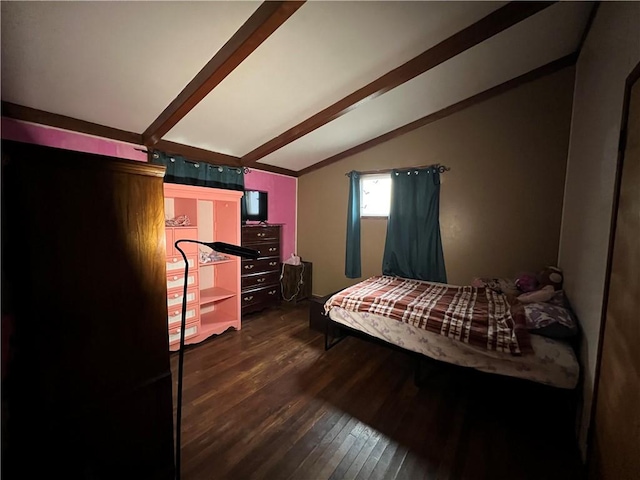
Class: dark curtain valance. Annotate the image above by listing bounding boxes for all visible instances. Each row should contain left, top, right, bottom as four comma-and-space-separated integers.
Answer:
151, 151, 244, 191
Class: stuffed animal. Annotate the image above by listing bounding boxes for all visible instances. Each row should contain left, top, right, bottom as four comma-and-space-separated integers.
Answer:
538, 266, 564, 291
515, 272, 539, 293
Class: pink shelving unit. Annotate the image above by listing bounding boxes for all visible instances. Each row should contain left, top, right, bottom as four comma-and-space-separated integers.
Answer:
163, 183, 243, 351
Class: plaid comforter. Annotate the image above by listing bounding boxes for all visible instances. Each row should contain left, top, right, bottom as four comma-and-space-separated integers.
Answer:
325, 276, 531, 355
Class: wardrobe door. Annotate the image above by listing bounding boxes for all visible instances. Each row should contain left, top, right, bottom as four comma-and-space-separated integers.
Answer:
1, 141, 174, 479
589, 68, 640, 479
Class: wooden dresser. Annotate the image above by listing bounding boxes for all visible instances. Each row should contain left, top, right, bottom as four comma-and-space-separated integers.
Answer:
241, 225, 282, 315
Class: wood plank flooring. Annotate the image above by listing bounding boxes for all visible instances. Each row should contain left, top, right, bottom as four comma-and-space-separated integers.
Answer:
171, 302, 583, 480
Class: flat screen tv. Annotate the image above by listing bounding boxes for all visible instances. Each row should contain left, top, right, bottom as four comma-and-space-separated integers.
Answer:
242, 190, 268, 224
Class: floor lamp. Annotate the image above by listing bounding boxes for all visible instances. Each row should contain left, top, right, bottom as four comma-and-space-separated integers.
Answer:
173, 240, 258, 480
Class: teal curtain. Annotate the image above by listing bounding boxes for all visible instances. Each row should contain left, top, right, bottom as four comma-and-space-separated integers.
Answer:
151, 151, 244, 191
382, 167, 446, 283
345, 171, 361, 278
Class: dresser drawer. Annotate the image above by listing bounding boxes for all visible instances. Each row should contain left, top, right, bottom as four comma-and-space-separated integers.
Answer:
167, 287, 198, 309
241, 271, 280, 290
242, 226, 280, 244
168, 322, 199, 345
167, 304, 199, 328
250, 242, 280, 259
166, 255, 196, 274
167, 271, 198, 291
241, 257, 280, 274
241, 284, 280, 308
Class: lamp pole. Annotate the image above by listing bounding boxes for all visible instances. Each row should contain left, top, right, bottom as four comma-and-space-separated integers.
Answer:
173, 240, 258, 480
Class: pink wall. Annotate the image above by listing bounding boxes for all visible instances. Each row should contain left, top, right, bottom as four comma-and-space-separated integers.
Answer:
1, 118, 147, 161
244, 169, 297, 262
2, 117, 297, 261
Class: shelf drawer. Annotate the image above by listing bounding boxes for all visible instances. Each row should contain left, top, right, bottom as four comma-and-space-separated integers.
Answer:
167, 287, 198, 309
241, 257, 280, 274
242, 226, 280, 244
167, 304, 199, 328
166, 255, 196, 274
241, 284, 281, 308
168, 322, 199, 345
167, 271, 198, 291
241, 271, 280, 290
167, 304, 200, 328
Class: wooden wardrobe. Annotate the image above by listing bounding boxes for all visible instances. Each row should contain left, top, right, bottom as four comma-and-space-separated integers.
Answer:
588, 64, 640, 479
1, 141, 174, 479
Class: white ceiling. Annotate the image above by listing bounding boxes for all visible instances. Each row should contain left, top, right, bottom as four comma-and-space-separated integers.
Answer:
1, 1, 592, 174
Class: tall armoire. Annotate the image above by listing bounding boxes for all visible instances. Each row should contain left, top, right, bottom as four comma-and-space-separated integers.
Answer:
1, 141, 174, 479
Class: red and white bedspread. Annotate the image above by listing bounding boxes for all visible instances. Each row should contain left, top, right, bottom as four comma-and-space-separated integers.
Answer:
325, 275, 531, 355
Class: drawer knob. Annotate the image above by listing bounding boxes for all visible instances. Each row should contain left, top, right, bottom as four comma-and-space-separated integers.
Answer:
174, 294, 179, 298
257, 278, 265, 283
172, 258, 178, 263
268, 290, 277, 295
269, 261, 277, 266
257, 233, 265, 237
244, 295, 254, 301
244, 264, 254, 270
173, 276, 178, 281
269, 247, 276, 252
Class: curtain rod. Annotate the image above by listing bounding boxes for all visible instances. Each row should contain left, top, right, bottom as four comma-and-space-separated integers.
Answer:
137, 148, 251, 173
345, 163, 450, 176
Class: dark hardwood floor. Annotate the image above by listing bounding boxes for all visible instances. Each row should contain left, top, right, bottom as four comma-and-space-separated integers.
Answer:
170, 302, 583, 480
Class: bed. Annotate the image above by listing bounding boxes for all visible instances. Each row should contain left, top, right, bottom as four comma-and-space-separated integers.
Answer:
324, 275, 580, 390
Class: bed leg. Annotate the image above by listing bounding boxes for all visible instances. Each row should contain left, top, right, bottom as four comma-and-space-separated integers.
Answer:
413, 353, 448, 387
414, 354, 430, 387
324, 319, 347, 351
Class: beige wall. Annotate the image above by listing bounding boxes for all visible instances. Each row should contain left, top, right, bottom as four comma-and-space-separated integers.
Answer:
557, 2, 640, 458
298, 66, 575, 296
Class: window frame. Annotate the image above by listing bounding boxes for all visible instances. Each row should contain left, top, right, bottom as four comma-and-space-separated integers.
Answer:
359, 172, 391, 219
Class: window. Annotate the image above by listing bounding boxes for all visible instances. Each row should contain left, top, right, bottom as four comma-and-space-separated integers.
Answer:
360, 173, 391, 217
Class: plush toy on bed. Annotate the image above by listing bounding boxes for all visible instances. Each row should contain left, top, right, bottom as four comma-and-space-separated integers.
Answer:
515, 267, 565, 304
538, 266, 564, 291
515, 272, 538, 293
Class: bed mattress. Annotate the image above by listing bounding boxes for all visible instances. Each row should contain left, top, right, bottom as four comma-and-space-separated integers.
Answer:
327, 306, 579, 389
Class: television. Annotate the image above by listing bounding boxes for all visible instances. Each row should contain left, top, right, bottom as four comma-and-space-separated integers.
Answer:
241, 190, 268, 224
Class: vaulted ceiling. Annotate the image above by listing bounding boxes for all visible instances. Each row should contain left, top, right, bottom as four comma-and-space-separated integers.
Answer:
1, 1, 595, 176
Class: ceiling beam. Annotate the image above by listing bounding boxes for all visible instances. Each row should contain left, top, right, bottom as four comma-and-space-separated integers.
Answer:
245, 162, 299, 178
577, 2, 600, 59
242, 1, 555, 165
1, 101, 143, 145
298, 52, 577, 176
142, 1, 305, 147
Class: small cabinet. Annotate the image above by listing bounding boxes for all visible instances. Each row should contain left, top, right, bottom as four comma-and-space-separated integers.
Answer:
281, 261, 312, 303
241, 225, 282, 316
